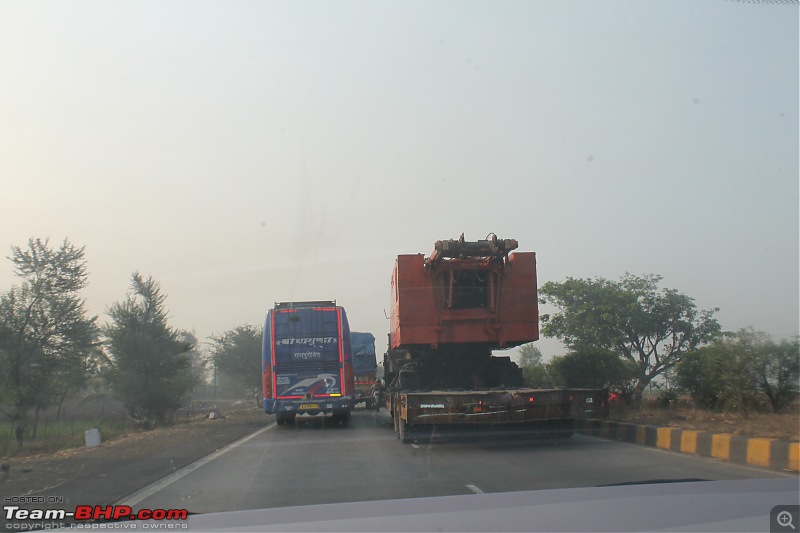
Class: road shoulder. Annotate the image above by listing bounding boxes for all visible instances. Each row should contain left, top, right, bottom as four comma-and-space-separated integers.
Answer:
577, 418, 799, 472
1, 408, 269, 531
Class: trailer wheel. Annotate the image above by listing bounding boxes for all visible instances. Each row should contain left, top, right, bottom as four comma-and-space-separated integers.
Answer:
549, 419, 574, 439
557, 420, 575, 439
332, 412, 351, 426
398, 419, 413, 444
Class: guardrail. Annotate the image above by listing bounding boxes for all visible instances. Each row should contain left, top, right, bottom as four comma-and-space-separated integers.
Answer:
576, 419, 799, 472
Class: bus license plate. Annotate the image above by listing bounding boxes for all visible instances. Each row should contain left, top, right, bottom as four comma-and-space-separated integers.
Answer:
299, 403, 319, 410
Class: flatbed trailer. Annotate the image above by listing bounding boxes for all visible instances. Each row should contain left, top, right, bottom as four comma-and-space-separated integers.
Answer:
389, 388, 608, 443
384, 234, 611, 443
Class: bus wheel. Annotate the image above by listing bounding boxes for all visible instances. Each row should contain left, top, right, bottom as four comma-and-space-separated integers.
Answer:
276, 413, 295, 426
332, 412, 351, 426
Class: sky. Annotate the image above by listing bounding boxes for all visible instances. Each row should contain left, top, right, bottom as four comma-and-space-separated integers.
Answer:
1, 0, 798, 362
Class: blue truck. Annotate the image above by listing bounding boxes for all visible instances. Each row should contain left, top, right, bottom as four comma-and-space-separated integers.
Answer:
350, 332, 378, 407
262, 301, 355, 425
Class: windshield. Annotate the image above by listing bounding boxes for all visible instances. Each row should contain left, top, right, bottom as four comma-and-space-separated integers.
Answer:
1, 1, 797, 532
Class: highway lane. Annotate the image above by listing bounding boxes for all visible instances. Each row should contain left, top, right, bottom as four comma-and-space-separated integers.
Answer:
124, 410, 792, 515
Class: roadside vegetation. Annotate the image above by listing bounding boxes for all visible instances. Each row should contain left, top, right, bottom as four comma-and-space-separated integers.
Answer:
1, 237, 797, 458
518, 273, 799, 440
0, 398, 259, 458
0, 237, 260, 458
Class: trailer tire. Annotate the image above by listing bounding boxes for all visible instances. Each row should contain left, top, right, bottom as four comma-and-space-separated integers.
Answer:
332, 412, 351, 426
398, 419, 413, 444
549, 419, 574, 439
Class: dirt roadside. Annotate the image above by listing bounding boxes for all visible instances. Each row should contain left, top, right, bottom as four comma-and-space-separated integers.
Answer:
1, 407, 268, 531
610, 404, 800, 442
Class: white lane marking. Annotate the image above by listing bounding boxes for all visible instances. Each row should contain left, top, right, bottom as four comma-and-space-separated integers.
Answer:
411, 444, 420, 449
466, 484, 484, 494
116, 423, 276, 507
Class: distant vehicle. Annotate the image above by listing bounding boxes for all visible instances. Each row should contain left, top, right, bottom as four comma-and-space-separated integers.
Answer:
262, 301, 355, 425
350, 332, 378, 407
384, 234, 609, 443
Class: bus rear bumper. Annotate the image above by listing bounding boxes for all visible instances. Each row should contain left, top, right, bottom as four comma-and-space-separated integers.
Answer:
264, 397, 353, 415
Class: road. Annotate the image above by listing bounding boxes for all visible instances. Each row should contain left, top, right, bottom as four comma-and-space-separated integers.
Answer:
123, 410, 791, 516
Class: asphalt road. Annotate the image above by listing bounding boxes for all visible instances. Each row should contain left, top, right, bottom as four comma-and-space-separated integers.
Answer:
124, 410, 791, 516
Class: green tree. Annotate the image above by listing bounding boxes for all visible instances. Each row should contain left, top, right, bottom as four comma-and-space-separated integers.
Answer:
102, 273, 196, 426
540, 273, 721, 403
677, 331, 759, 412
209, 324, 263, 391
548, 348, 638, 397
545, 356, 565, 387
679, 329, 800, 413
675, 348, 724, 410
517, 343, 549, 387
752, 336, 799, 413
0, 238, 97, 443
177, 330, 209, 400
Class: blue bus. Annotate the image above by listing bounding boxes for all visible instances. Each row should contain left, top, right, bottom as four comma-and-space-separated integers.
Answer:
262, 301, 354, 425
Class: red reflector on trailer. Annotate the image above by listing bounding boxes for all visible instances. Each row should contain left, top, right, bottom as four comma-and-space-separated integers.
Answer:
529, 397, 535, 403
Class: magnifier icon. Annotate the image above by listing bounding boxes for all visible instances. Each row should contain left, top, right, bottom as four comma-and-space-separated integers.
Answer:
778, 511, 796, 530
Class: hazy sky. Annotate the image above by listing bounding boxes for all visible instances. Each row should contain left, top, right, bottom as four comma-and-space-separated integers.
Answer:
2, 0, 797, 360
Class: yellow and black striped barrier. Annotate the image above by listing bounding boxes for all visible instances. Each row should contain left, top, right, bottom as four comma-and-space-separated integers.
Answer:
576, 419, 799, 472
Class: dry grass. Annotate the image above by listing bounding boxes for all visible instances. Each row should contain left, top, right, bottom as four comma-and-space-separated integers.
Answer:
610, 401, 800, 441
0, 398, 257, 459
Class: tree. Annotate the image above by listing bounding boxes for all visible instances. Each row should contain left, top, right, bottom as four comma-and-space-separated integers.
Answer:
102, 273, 196, 426
209, 324, 263, 391
752, 336, 799, 413
680, 329, 800, 413
545, 356, 565, 387
517, 343, 549, 387
0, 238, 97, 442
177, 330, 209, 400
675, 348, 724, 410
712, 330, 764, 413
540, 273, 721, 403
547, 348, 638, 397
